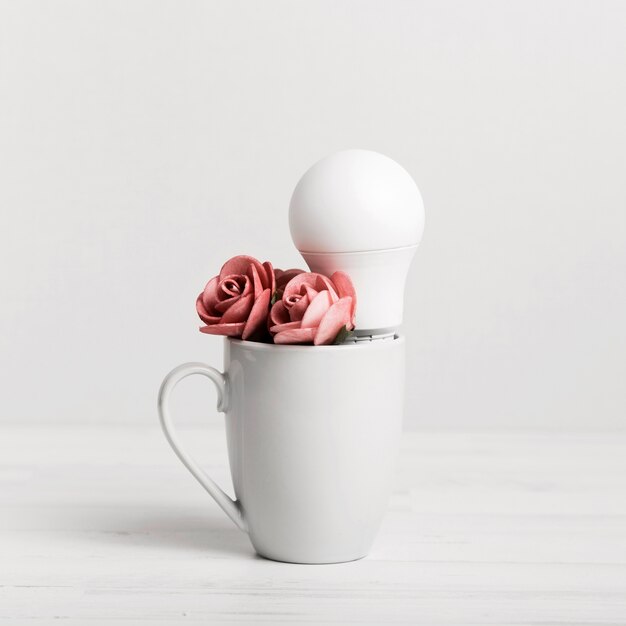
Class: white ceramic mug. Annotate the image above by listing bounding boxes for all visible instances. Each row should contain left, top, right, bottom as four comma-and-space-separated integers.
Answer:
158, 335, 405, 564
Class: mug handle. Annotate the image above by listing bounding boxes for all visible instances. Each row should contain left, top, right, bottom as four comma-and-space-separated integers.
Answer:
158, 362, 247, 533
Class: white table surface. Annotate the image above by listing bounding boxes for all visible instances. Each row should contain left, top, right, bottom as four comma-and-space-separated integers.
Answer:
1, 425, 625, 625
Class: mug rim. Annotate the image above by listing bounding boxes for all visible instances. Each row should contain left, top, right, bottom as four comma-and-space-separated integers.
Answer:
227, 334, 404, 353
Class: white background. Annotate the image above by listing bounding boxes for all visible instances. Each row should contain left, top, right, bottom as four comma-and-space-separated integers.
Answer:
1, 0, 624, 430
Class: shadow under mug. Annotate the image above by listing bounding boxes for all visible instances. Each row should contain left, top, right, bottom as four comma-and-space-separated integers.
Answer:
158, 335, 405, 564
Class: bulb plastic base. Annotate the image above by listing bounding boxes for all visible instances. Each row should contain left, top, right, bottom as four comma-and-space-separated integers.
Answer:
300, 246, 417, 335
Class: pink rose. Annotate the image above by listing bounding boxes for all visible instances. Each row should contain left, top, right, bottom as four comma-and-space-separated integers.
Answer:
269, 271, 357, 345
196, 255, 275, 340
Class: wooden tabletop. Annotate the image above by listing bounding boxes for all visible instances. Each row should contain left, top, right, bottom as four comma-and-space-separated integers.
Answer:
1, 425, 625, 624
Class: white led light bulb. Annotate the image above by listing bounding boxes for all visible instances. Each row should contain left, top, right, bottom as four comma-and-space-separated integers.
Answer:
289, 149, 424, 336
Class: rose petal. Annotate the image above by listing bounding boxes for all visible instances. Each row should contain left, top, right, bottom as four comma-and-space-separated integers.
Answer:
314, 297, 353, 345
331, 271, 356, 301
214, 293, 241, 313
314, 274, 339, 302
263, 261, 275, 293
273, 327, 316, 344
289, 293, 310, 322
242, 288, 271, 340
303, 284, 318, 302
201, 276, 220, 312
220, 255, 267, 282
300, 290, 333, 329
269, 320, 302, 334
270, 300, 290, 326
275, 268, 304, 280
196, 293, 221, 325
221, 293, 254, 324
249, 263, 263, 299
331, 271, 357, 324
200, 322, 245, 337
